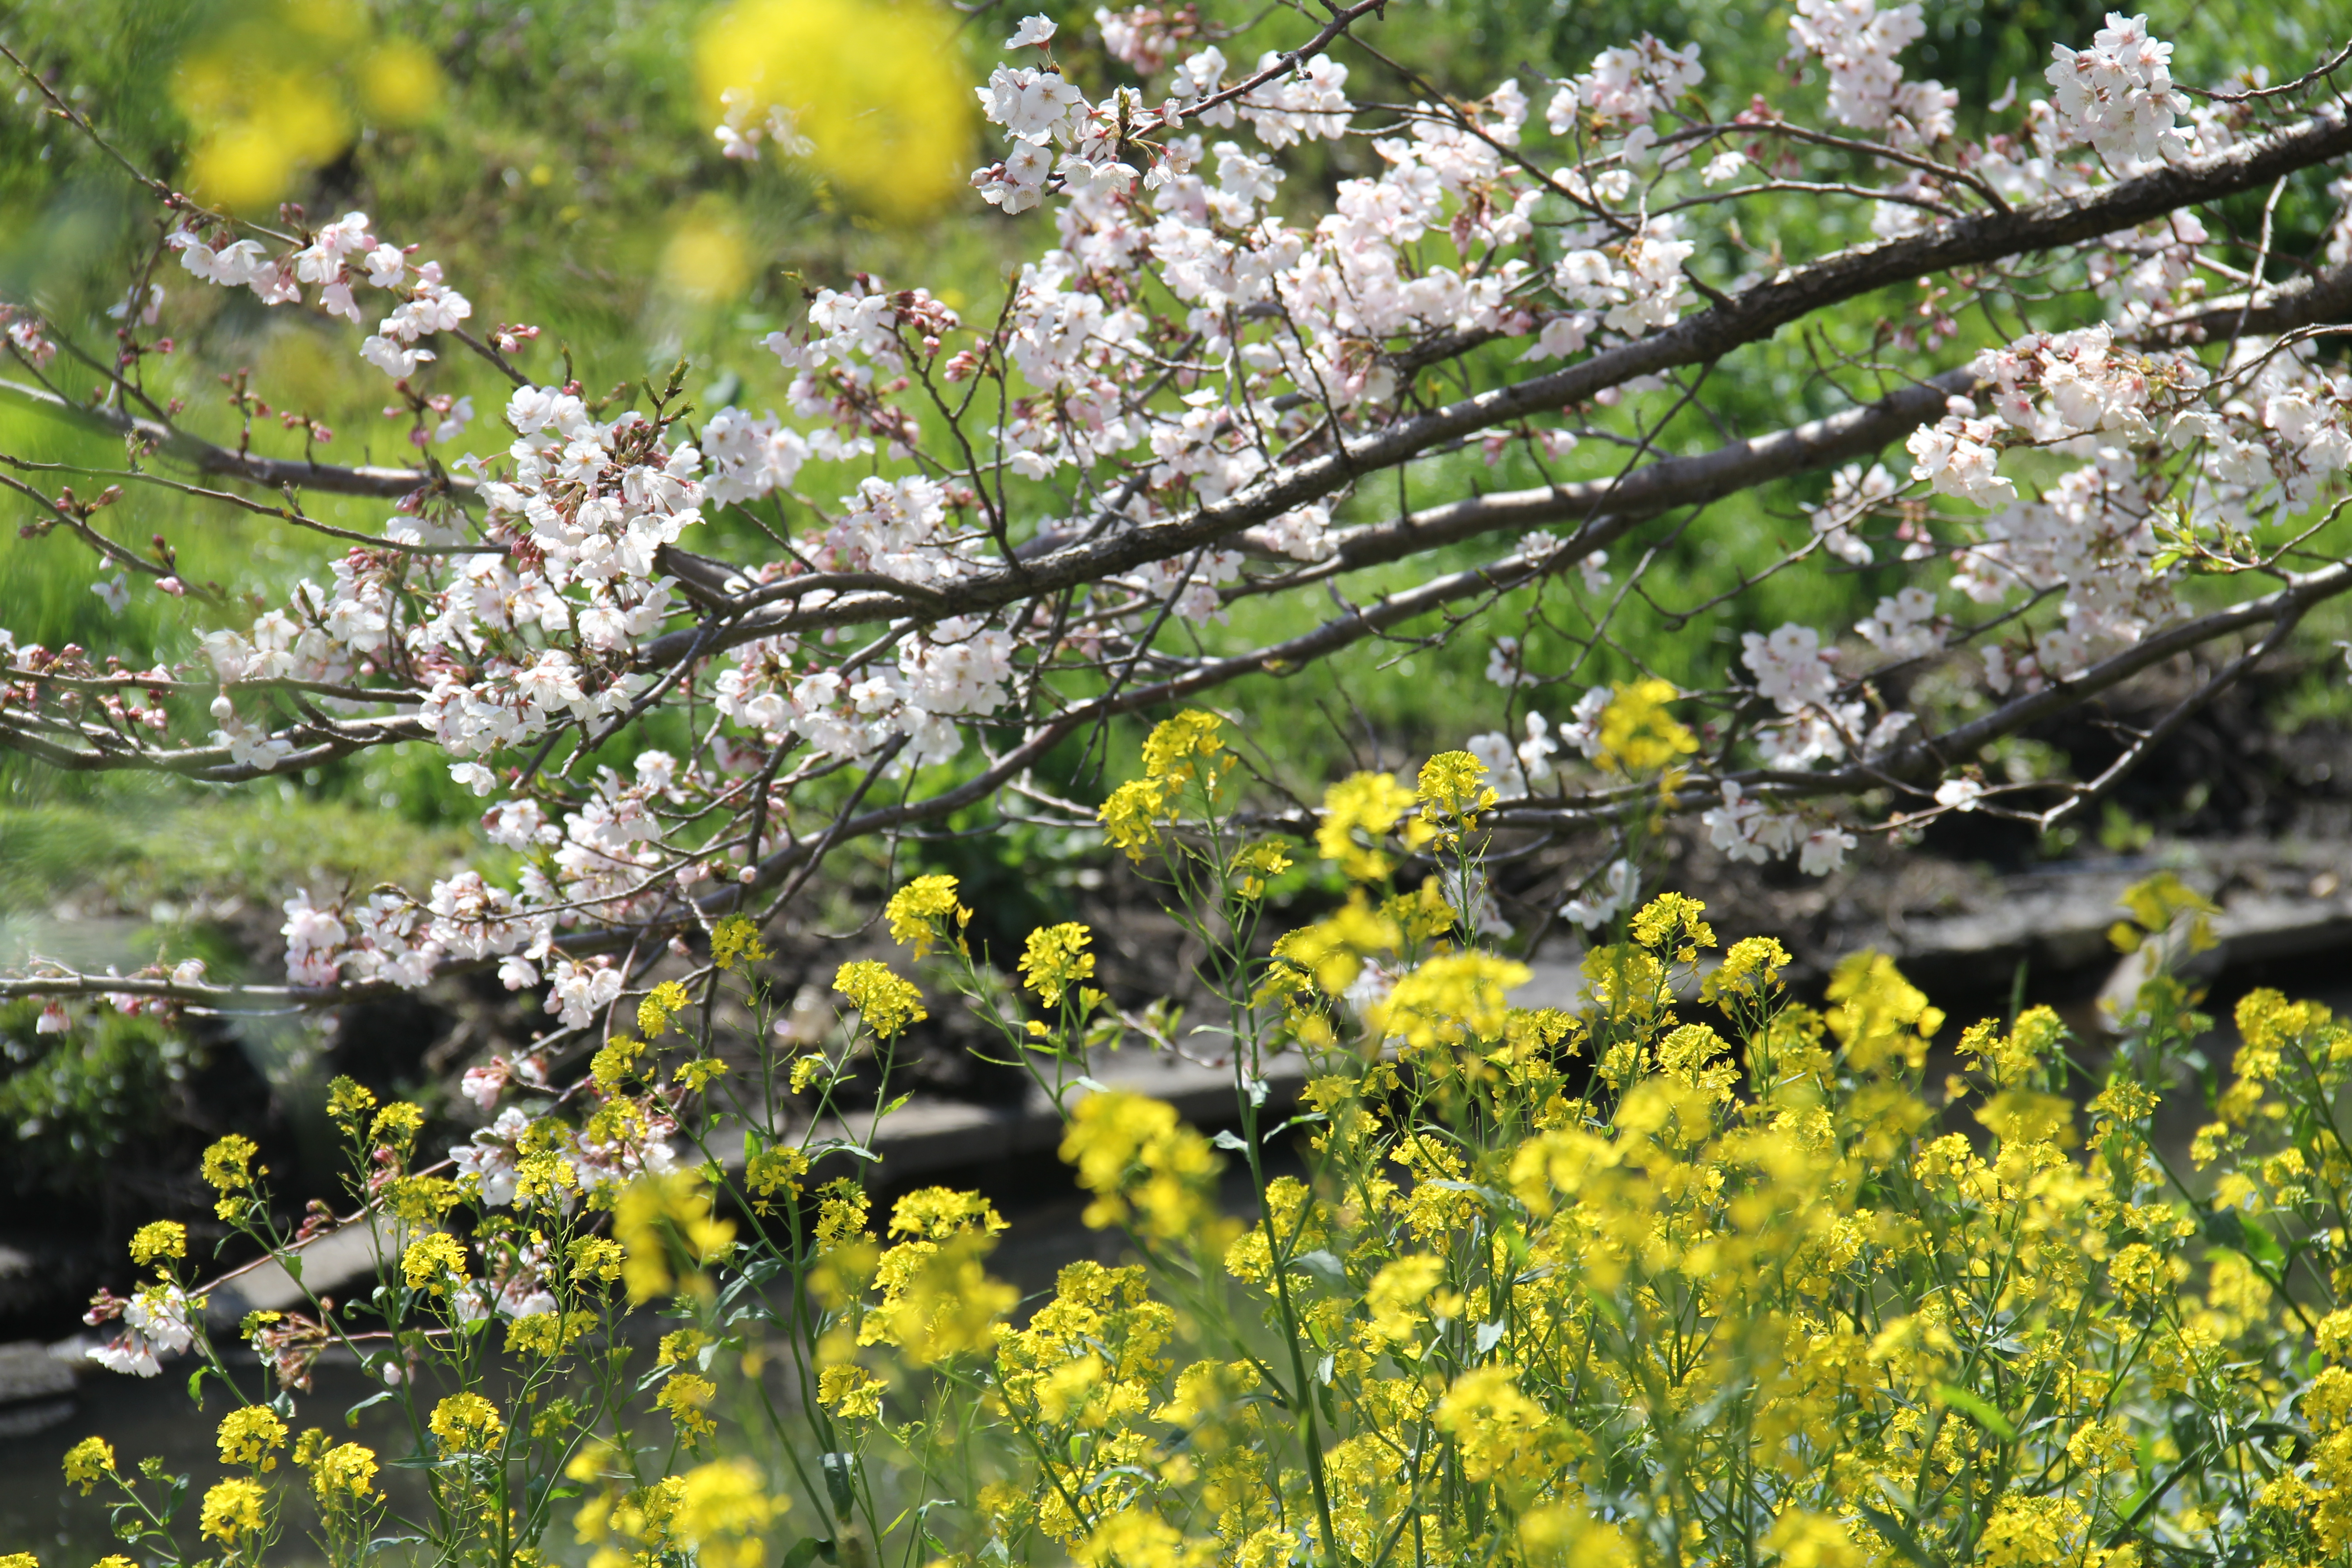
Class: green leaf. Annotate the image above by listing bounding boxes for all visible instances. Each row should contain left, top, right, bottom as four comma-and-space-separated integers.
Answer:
1853, 1501, 1934, 1568
345, 1388, 397, 1427
1934, 1384, 2016, 1442
782, 1539, 832, 1568
821, 1451, 858, 1519
1290, 1249, 1348, 1289
2205, 1207, 2288, 1269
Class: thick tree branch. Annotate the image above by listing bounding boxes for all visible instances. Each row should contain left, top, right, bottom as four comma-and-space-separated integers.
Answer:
642, 103, 2352, 660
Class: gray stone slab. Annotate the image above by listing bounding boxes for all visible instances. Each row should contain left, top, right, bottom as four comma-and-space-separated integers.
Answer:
202, 1217, 406, 1327
0, 1339, 76, 1403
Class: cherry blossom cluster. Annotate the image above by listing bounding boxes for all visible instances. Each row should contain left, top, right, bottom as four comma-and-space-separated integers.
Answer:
85, 1283, 196, 1378
2, 0, 2348, 1059
1724, 625, 1913, 852
1700, 783, 1856, 877
2046, 11, 2190, 165
0, 302, 59, 368
1786, 0, 1956, 142
172, 211, 475, 386
1891, 328, 2352, 694
451, 1102, 681, 1225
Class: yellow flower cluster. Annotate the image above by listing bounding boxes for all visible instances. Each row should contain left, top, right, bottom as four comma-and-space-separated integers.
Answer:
428, 1392, 503, 1452
400, 1232, 470, 1294
87, 684, 2352, 1568
1415, 749, 1498, 833
886, 872, 971, 955
850, 1186, 1017, 1366
1314, 770, 1431, 881
61, 1435, 113, 1494
674, 1056, 731, 1093
570, 1235, 626, 1284
200, 1476, 268, 1544
658, 1372, 718, 1438
639, 979, 694, 1037
1060, 1090, 1223, 1242
309, 1441, 377, 1503
1592, 676, 1697, 776
1099, 710, 1233, 862
325, 1075, 376, 1133
745, 1143, 810, 1210
201, 1132, 261, 1221
128, 1220, 186, 1268
368, 1102, 424, 1154
591, 1035, 645, 1090
573, 1456, 780, 1568
613, 1171, 737, 1303
819, 1361, 884, 1420
709, 912, 770, 971
833, 959, 926, 1040
831, 851, 2328, 1568
1019, 921, 1097, 1009
506, 1310, 593, 1357
216, 1406, 288, 1470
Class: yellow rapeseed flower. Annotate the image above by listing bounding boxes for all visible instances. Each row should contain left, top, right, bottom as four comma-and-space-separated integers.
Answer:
1593, 677, 1697, 776
1098, 778, 1168, 862
428, 1392, 504, 1452
745, 1145, 809, 1208
202, 1133, 261, 1220
570, 1236, 626, 1285
639, 980, 694, 1037
368, 1102, 424, 1154
675, 1458, 784, 1568
659, 1372, 719, 1438
217, 1405, 289, 1470
1019, 922, 1097, 1009
820, 1362, 885, 1420
199, 1476, 269, 1543
592, 1035, 646, 1091
400, 1232, 470, 1295
325, 1075, 377, 1133
313, 1441, 377, 1503
710, 913, 769, 971
613, 1171, 737, 1303
834, 960, 926, 1039
696, 0, 973, 222
1371, 952, 1531, 1059
1315, 771, 1426, 882
62, 1434, 114, 1494
1416, 749, 1498, 830
1139, 709, 1226, 785
884, 873, 970, 955
128, 1220, 186, 1269
1060, 1092, 1221, 1242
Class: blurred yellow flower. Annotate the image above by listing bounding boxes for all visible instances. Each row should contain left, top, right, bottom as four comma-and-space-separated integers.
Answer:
171, 1, 444, 212
697, 0, 975, 222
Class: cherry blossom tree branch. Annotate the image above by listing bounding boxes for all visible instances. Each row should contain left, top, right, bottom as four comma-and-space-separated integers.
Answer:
646, 103, 2352, 658
0, 377, 475, 502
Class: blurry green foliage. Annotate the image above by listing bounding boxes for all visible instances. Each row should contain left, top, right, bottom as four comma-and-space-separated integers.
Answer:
0, 998, 204, 1200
